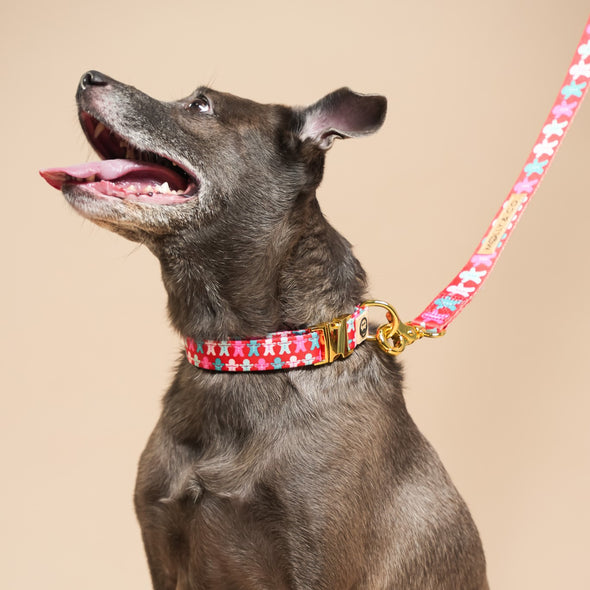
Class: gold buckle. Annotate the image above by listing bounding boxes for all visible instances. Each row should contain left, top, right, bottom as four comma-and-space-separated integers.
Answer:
311, 314, 354, 366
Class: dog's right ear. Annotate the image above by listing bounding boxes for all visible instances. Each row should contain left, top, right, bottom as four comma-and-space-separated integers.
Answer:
298, 88, 387, 150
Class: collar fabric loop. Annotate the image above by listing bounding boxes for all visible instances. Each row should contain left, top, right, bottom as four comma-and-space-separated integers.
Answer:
185, 305, 369, 372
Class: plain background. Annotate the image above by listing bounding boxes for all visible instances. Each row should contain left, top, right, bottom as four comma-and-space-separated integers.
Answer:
1, 1, 589, 588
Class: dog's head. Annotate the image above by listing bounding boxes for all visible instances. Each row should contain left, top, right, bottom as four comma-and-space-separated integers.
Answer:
41, 71, 386, 244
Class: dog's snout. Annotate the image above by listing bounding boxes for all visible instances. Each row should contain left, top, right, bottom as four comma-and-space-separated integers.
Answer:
79, 70, 109, 91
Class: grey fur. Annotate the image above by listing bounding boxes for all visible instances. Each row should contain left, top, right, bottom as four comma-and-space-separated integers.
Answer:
60, 71, 488, 589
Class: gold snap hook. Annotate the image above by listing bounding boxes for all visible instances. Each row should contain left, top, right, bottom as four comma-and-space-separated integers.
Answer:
361, 300, 437, 356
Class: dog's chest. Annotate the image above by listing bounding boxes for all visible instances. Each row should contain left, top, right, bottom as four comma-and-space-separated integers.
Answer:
146, 474, 301, 589
135, 417, 378, 589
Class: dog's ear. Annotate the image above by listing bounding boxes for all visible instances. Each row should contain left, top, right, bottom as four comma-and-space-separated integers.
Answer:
299, 88, 387, 150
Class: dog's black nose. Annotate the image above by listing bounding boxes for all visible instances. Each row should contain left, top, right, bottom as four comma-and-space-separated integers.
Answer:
79, 70, 109, 90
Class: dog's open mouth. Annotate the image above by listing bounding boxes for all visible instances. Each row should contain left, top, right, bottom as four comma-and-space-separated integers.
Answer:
40, 113, 199, 205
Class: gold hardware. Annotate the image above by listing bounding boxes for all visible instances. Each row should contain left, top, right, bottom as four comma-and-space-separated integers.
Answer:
311, 314, 355, 366
361, 300, 445, 356
311, 301, 446, 365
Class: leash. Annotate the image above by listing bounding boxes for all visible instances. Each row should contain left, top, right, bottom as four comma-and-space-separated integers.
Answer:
410, 16, 590, 336
186, 18, 590, 372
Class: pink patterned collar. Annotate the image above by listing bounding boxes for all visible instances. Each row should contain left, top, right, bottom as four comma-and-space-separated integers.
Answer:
185, 305, 369, 372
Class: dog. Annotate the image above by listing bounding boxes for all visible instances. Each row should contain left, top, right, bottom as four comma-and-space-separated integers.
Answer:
41, 71, 488, 589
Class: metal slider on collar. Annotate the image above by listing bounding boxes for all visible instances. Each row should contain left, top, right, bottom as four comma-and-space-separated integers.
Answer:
311, 313, 355, 366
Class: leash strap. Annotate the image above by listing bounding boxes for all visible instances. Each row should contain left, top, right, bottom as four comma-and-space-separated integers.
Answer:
411, 18, 590, 334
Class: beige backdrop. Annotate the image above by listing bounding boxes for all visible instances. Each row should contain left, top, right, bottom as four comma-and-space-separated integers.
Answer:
1, 1, 589, 588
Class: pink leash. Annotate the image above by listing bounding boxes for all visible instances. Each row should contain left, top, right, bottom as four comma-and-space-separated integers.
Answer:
411, 17, 590, 335
186, 17, 590, 372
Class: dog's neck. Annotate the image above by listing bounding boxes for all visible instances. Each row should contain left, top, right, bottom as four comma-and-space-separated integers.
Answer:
151, 194, 367, 341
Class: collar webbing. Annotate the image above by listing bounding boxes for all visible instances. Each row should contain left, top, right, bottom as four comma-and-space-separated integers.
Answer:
185, 305, 369, 372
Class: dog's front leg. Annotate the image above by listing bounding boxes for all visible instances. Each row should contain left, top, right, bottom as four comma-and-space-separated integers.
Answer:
135, 429, 199, 590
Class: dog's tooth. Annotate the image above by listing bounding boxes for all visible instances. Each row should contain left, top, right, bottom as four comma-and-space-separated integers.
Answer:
160, 182, 170, 193
87, 174, 96, 182
126, 146, 135, 159
93, 123, 106, 139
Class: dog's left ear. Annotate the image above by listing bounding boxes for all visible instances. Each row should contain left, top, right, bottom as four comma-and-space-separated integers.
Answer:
299, 88, 387, 150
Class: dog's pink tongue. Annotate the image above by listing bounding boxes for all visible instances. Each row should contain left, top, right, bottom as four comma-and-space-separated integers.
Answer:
39, 159, 183, 190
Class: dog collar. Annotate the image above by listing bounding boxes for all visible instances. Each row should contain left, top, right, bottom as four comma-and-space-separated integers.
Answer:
185, 300, 438, 372
185, 305, 370, 372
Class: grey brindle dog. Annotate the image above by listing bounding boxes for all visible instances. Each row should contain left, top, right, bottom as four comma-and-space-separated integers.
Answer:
42, 71, 488, 589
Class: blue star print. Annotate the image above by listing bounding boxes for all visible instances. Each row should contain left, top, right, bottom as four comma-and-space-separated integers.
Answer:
434, 296, 459, 311
524, 158, 548, 177
561, 80, 587, 99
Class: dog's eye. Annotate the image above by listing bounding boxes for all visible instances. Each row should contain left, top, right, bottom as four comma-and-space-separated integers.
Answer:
186, 95, 211, 113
